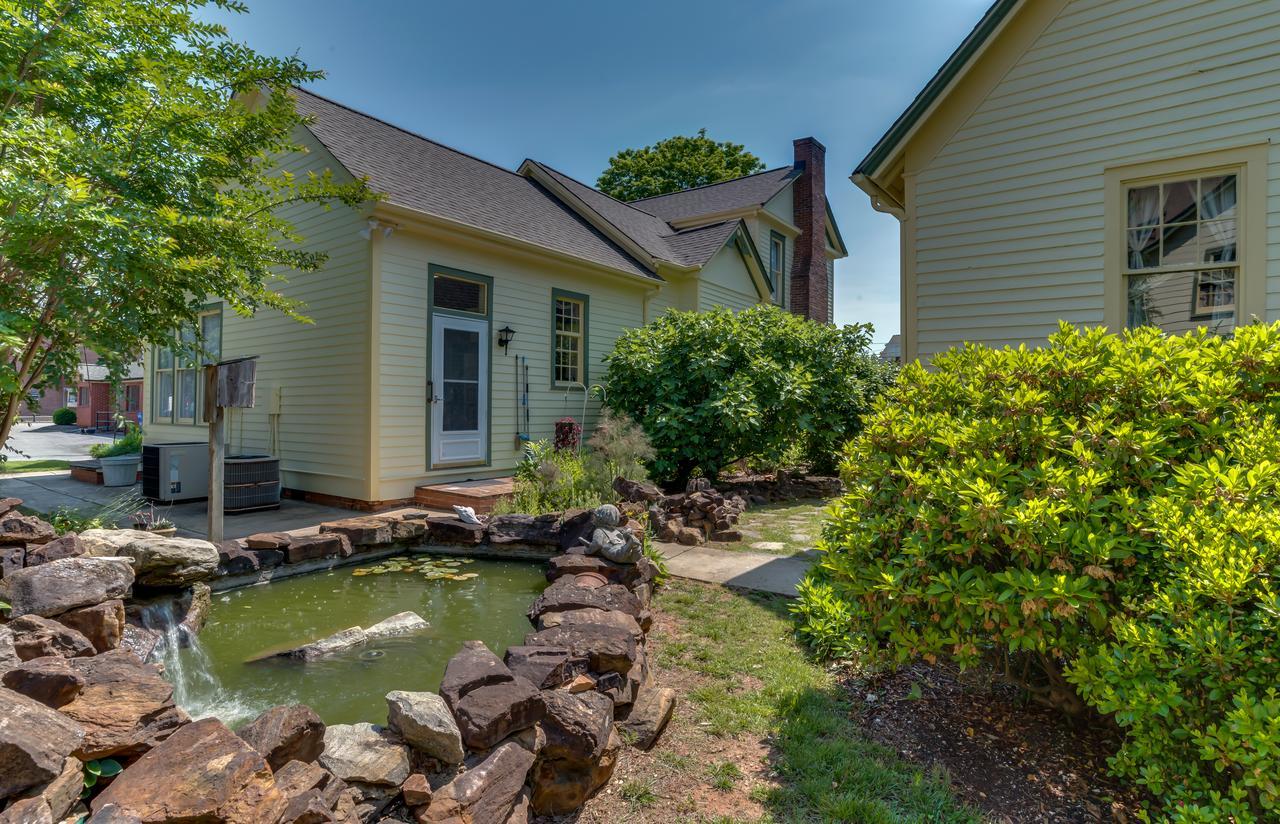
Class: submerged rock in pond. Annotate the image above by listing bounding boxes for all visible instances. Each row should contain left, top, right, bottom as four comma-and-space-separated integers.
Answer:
253, 611, 428, 663
364, 611, 429, 640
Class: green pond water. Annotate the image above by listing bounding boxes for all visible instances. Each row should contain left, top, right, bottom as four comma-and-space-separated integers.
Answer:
169, 556, 546, 728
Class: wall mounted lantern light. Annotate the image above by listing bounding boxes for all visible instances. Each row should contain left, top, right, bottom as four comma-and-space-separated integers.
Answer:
498, 326, 516, 352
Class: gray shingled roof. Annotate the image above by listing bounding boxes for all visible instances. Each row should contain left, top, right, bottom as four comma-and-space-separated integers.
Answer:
628, 167, 798, 222
292, 89, 658, 280
291, 88, 793, 279
531, 163, 744, 268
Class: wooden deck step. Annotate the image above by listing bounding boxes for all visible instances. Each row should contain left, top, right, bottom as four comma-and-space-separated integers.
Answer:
413, 477, 514, 515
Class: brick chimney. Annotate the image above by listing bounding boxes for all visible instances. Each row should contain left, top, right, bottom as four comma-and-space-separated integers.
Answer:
789, 137, 829, 322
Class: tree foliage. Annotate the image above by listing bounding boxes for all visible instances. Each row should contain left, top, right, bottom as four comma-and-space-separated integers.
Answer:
596, 129, 765, 202
801, 322, 1280, 821
604, 305, 895, 485
0, 0, 371, 452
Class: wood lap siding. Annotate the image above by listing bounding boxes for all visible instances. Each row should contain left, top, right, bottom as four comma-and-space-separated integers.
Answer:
144, 127, 371, 499
375, 230, 651, 501
696, 244, 761, 312
911, 0, 1280, 357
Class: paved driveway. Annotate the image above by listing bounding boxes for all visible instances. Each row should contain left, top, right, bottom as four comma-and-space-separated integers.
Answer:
3, 422, 115, 461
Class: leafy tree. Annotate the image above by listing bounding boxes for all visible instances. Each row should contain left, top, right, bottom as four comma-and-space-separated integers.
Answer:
0, 0, 371, 453
604, 305, 895, 485
596, 129, 765, 202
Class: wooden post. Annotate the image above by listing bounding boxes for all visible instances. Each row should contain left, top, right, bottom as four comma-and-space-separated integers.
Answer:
204, 365, 224, 543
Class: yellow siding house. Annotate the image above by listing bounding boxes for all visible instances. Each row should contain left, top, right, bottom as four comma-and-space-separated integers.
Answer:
853, 0, 1276, 363
145, 89, 847, 506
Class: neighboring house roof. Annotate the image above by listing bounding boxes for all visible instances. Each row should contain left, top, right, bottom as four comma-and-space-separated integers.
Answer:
879, 335, 902, 362
852, 0, 1022, 183
78, 362, 143, 382
629, 167, 798, 223
291, 89, 659, 281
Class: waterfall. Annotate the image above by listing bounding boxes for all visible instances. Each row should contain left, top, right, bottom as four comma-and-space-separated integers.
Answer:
138, 600, 260, 728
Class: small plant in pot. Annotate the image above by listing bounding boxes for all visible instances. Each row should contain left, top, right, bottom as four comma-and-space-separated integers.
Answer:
131, 505, 176, 537
89, 423, 142, 487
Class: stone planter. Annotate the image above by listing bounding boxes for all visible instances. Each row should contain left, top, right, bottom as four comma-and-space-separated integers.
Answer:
145, 526, 177, 538
99, 454, 140, 487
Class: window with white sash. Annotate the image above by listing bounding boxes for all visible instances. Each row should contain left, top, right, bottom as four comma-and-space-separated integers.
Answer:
1123, 174, 1238, 334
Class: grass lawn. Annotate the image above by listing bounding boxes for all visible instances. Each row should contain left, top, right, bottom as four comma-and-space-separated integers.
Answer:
574, 579, 976, 823
713, 498, 830, 556
0, 459, 70, 474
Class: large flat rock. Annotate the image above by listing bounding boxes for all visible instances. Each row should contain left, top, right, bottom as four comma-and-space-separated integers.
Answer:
81, 529, 218, 587
4, 556, 134, 618
59, 649, 188, 760
91, 718, 286, 823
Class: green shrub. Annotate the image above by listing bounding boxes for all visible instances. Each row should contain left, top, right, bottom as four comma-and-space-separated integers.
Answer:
89, 423, 142, 458
806, 322, 1280, 820
604, 305, 895, 484
52, 407, 76, 425
496, 412, 655, 516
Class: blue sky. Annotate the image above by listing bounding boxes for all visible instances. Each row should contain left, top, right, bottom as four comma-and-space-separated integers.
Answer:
208, 0, 992, 349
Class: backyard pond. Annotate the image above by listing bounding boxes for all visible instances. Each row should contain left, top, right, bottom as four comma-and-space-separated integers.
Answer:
164, 555, 546, 728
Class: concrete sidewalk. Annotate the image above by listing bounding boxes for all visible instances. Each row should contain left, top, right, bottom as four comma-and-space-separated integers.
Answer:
0, 471, 367, 540
655, 542, 814, 597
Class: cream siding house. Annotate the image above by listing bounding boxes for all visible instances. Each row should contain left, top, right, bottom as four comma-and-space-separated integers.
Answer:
853, 0, 1275, 362
145, 89, 847, 506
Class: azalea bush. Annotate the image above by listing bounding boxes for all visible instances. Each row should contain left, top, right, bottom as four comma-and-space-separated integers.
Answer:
604, 305, 895, 484
803, 322, 1280, 821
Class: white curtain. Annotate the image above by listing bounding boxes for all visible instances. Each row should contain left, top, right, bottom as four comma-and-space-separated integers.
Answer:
1127, 186, 1161, 269
1201, 177, 1237, 263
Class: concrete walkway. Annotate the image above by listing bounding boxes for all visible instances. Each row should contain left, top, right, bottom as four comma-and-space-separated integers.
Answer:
4, 422, 114, 461
0, 471, 365, 540
655, 542, 814, 597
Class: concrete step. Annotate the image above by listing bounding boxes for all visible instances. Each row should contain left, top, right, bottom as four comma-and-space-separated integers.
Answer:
413, 477, 514, 515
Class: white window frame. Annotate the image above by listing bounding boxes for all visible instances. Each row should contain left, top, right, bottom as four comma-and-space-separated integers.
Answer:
65, 387, 78, 407
769, 232, 786, 307
1104, 145, 1266, 333
150, 304, 222, 426
552, 292, 587, 387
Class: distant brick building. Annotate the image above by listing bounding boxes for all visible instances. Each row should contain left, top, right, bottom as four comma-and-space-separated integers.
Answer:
21, 352, 143, 430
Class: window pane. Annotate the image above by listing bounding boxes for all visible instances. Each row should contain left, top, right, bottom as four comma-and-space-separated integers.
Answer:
178, 369, 196, 419
555, 299, 581, 333
1127, 229, 1160, 268
1128, 186, 1159, 228
1161, 223, 1200, 267
442, 329, 479, 380
200, 312, 222, 364
157, 373, 174, 419
178, 325, 197, 367
770, 239, 782, 275
157, 347, 173, 370
434, 275, 486, 314
1162, 180, 1198, 224
1127, 269, 1236, 334
1201, 175, 1237, 220
1202, 220, 1237, 263
442, 381, 478, 431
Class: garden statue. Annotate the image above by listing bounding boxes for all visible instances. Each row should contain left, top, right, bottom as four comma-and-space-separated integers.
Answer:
579, 504, 643, 564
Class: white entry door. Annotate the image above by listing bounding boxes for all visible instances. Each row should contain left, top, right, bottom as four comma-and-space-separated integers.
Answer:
431, 314, 488, 466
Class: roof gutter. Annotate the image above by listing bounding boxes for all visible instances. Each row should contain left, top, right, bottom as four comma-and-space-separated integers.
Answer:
852, 0, 1023, 182
851, 172, 906, 220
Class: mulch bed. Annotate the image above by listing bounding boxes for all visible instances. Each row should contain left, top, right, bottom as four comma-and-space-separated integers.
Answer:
851, 661, 1144, 823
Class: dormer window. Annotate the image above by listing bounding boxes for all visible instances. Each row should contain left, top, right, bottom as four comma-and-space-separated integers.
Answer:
770, 232, 786, 307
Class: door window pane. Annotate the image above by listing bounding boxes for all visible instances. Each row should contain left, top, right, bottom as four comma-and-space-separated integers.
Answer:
434, 275, 486, 314
442, 381, 479, 431
442, 329, 479, 380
